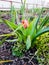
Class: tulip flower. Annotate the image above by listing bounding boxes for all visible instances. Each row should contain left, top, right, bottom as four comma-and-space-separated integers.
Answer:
22, 20, 29, 28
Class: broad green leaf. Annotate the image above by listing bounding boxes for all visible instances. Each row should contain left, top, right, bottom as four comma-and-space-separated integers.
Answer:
0, 33, 14, 37
33, 27, 49, 42
10, 6, 17, 23
27, 17, 40, 40
20, 0, 26, 20
4, 20, 17, 30
17, 28, 27, 43
13, 24, 23, 33
27, 18, 36, 35
17, 32, 23, 42
40, 15, 49, 29
19, 27, 27, 37
26, 35, 31, 50
36, 15, 41, 31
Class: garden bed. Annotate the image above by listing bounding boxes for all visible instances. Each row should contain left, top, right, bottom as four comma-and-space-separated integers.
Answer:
0, 7, 49, 65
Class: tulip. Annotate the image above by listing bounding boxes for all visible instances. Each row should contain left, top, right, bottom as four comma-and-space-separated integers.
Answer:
22, 20, 29, 28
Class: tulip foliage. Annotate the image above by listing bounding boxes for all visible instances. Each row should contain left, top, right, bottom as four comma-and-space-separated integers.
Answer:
2, 15, 49, 47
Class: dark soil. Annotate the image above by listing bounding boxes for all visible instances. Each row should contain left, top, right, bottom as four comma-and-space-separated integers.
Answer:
0, 41, 38, 65
0, 14, 38, 65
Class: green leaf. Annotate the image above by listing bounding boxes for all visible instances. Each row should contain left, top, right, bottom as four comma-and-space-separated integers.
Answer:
0, 37, 8, 45
4, 20, 17, 30
33, 27, 49, 41
27, 18, 36, 35
0, 33, 14, 37
10, 6, 17, 23
17, 28, 27, 43
40, 15, 49, 29
13, 24, 23, 33
17, 32, 23, 42
36, 16, 41, 31
26, 35, 31, 50
27, 17, 40, 39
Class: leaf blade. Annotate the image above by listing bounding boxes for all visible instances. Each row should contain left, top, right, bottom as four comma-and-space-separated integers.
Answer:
26, 35, 31, 50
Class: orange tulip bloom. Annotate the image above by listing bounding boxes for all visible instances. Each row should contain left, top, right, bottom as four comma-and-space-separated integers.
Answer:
22, 20, 29, 28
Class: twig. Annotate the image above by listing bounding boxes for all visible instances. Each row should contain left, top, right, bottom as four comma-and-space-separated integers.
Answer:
28, 55, 35, 63
30, 61, 35, 65
21, 56, 29, 60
